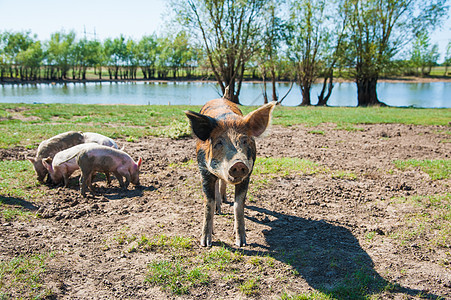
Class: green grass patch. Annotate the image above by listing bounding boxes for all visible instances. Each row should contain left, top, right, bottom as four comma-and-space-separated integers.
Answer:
135, 234, 193, 252
1, 103, 450, 148
325, 267, 389, 299
202, 246, 243, 271
269, 106, 451, 127
0, 252, 54, 299
280, 290, 333, 300
0, 160, 41, 221
389, 194, 450, 248
393, 159, 451, 180
331, 171, 358, 181
239, 277, 260, 296
253, 157, 323, 177
146, 260, 209, 295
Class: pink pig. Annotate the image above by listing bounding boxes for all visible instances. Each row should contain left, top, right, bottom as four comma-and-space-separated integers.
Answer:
76, 144, 142, 197
41, 143, 96, 187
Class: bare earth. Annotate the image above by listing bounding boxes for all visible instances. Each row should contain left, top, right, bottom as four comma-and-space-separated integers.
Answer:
0, 123, 450, 299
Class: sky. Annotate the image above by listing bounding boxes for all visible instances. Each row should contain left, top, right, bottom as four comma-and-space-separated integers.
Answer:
0, 0, 169, 41
0, 0, 450, 62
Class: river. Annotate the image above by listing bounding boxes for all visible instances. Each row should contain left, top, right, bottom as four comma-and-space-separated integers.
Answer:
1, 81, 450, 108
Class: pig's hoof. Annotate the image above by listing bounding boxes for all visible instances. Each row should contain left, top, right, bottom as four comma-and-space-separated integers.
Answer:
200, 235, 212, 247
235, 236, 246, 247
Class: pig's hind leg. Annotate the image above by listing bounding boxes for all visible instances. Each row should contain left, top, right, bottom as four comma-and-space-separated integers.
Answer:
80, 168, 94, 197
215, 179, 227, 214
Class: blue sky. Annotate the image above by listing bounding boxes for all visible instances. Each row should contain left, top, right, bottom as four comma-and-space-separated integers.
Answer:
0, 0, 168, 40
1, 0, 450, 61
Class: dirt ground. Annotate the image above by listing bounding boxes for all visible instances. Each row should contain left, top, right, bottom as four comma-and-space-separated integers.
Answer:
0, 123, 450, 299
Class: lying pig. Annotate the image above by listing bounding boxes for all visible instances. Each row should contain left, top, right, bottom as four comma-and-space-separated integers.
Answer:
83, 132, 119, 149
185, 98, 275, 247
28, 131, 84, 182
75, 144, 142, 197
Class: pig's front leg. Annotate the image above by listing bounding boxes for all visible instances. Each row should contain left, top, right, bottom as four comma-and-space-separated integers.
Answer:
114, 171, 125, 188
201, 173, 217, 247
234, 177, 249, 247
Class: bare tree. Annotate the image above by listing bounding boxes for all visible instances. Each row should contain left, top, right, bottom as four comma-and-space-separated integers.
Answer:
172, 0, 267, 103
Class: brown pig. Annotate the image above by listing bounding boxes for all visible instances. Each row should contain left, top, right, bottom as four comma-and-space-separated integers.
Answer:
185, 98, 275, 247
75, 144, 142, 197
28, 131, 84, 182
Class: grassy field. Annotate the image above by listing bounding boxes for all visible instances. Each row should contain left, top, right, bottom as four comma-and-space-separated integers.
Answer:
1, 103, 450, 149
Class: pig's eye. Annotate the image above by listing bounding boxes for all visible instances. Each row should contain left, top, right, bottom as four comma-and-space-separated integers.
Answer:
214, 140, 223, 149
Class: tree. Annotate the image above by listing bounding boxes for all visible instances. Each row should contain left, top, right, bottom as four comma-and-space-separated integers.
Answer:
104, 35, 127, 79
169, 31, 196, 78
125, 38, 139, 79
344, 0, 448, 106
286, 0, 347, 106
0, 31, 36, 80
410, 31, 440, 76
172, 0, 268, 103
16, 40, 43, 80
257, 0, 288, 103
46, 30, 76, 80
138, 35, 158, 79
85, 39, 104, 79
443, 40, 451, 76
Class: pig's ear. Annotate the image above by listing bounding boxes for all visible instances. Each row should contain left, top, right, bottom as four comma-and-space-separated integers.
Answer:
243, 101, 276, 137
185, 111, 217, 141
137, 157, 142, 168
41, 157, 53, 172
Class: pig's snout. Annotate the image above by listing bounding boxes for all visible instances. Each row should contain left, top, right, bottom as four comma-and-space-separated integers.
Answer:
229, 162, 249, 180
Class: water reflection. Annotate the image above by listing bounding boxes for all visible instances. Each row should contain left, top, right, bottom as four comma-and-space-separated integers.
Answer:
0, 81, 450, 108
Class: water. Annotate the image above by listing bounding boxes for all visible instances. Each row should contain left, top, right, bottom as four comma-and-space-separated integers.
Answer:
1, 81, 450, 108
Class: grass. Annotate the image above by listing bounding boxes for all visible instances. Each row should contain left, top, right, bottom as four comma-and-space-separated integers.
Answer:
0, 252, 54, 299
393, 159, 451, 180
0, 160, 41, 222
0, 160, 39, 200
253, 157, 323, 177
146, 260, 209, 295
389, 193, 450, 249
1, 103, 450, 148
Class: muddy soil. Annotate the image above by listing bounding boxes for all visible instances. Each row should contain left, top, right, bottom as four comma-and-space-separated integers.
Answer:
0, 123, 450, 299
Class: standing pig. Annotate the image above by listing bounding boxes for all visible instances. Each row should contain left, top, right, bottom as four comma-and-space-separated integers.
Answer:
76, 144, 142, 197
83, 132, 119, 149
28, 131, 84, 182
185, 98, 275, 247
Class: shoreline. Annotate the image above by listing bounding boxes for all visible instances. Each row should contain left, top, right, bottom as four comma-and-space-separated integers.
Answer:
1, 76, 451, 86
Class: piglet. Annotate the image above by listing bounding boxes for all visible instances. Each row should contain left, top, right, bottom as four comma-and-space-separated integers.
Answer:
28, 131, 84, 182
41, 143, 95, 187
83, 132, 119, 149
75, 144, 142, 197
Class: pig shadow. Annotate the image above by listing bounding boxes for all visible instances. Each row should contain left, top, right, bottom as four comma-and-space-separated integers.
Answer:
59, 174, 156, 200
0, 195, 39, 211
220, 205, 441, 299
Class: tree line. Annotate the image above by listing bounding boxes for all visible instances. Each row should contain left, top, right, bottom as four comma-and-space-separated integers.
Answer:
0, 30, 202, 82
1, 0, 450, 106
